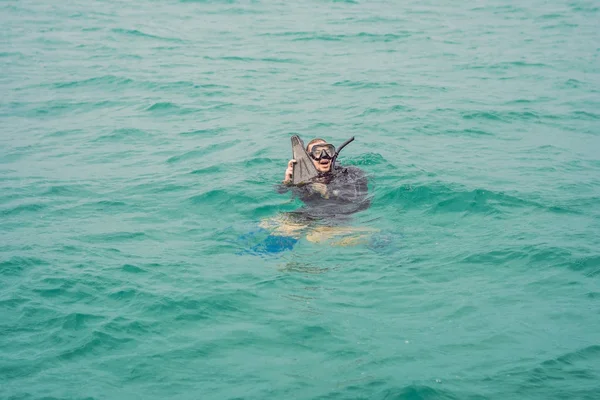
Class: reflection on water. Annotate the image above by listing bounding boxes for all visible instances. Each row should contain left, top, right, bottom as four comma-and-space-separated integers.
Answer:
277, 260, 338, 274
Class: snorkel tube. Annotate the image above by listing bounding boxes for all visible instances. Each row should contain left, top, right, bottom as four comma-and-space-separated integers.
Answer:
331, 136, 355, 170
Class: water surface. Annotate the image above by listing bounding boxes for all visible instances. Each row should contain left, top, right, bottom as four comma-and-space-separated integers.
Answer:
2, 0, 600, 399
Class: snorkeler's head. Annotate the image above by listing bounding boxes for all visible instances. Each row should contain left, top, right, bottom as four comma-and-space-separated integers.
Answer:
306, 138, 335, 174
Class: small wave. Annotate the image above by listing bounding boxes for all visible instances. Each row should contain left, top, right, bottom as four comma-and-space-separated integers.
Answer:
461, 110, 554, 122
0, 256, 48, 275
333, 80, 400, 88
341, 15, 403, 23
93, 200, 129, 208
240, 157, 274, 168
463, 244, 598, 277
179, 127, 227, 136
188, 190, 259, 216
571, 5, 599, 13
214, 55, 301, 64
218, 7, 265, 15
33, 282, 73, 299
147, 292, 255, 322
569, 255, 600, 278
345, 153, 388, 167
0, 150, 26, 163
355, 32, 411, 41
541, 22, 579, 30
288, 324, 333, 341
45, 129, 84, 138
121, 264, 146, 274
53, 75, 133, 89
259, 30, 312, 37
572, 111, 599, 120
108, 287, 139, 300
167, 140, 241, 164
117, 53, 142, 60
462, 248, 530, 266
539, 13, 564, 20
445, 128, 494, 137
357, 104, 412, 117
79, 231, 147, 243
18, 100, 122, 118
389, 385, 460, 399
166, 149, 208, 164
432, 189, 504, 215
292, 34, 345, 42
1, 203, 47, 217
42, 184, 93, 197
110, 28, 184, 43
93, 128, 151, 143
34, 37, 70, 46
546, 345, 600, 366
58, 330, 133, 361
461, 60, 549, 71
0, 363, 41, 382
104, 316, 156, 337
562, 79, 582, 88
499, 61, 549, 68
179, 0, 236, 3
0, 297, 28, 312
145, 102, 198, 115
57, 245, 85, 255
0, 51, 25, 59
190, 165, 223, 175
483, 5, 526, 14
158, 183, 192, 194
333, 384, 458, 399
189, 189, 254, 206
503, 345, 600, 397
57, 200, 128, 215
289, 32, 408, 42
0, 169, 17, 178
277, 261, 336, 275
61, 312, 105, 331
504, 98, 539, 105
152, 81, 230, 92
461, 111, 503, 121
377, 182, 573, 217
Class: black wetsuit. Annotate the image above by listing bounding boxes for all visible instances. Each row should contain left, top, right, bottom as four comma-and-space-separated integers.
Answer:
277, 165, 370, 224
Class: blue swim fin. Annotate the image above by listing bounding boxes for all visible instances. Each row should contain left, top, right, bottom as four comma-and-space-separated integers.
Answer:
238, 228, 298, 255
253, 234, 298, 254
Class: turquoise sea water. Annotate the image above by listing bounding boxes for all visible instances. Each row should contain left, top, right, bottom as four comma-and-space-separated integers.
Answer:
2, 0, 600, 398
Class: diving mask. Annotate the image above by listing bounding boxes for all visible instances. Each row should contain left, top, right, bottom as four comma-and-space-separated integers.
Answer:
310, 144, 336, 161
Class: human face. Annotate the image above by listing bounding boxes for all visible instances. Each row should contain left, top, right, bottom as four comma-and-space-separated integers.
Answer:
308, 140, 333, 173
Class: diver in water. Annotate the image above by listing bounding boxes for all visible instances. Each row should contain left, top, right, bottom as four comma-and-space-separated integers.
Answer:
261, 137, 372, 243
281, 137, 370, 218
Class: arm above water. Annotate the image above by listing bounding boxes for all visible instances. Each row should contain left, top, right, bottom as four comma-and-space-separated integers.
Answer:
276, 159, 296, 193
283, 159, 296, 184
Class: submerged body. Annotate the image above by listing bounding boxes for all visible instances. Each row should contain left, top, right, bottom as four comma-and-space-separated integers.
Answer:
278, 164, 370, 225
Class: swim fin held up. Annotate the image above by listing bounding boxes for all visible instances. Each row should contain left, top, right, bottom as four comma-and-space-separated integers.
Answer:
291, 135, 319, 185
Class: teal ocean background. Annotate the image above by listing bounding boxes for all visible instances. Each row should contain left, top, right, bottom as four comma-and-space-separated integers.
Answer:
2, 0, 600, 398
